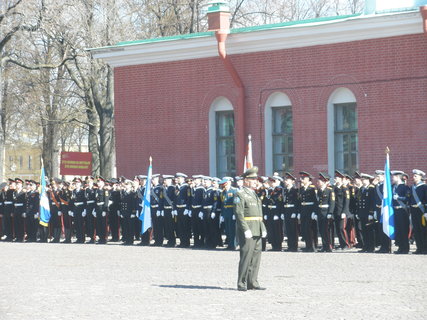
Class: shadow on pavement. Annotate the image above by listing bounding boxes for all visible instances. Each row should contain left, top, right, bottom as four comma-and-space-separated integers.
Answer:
154, 284, 236, 291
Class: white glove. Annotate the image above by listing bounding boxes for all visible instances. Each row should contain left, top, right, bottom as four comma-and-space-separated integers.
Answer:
313, 215, 318, 221
188, 210, 192, 218
117, 210, 121, 216
22, 213, 26, 218
198, 212, 203, 219
102, 211, 106, 217
34, 214, 39, 220
131, 214, 136, 218
311, 212, 316, 220
244, 230, 253, 239
297, 213, 301, 220
220, 216, 225, 223
69, 211, 74, 217
341, 213, 346, 219
82, 210, 87, 217
232, 215, 236, 220
373, 212, 377, 220
262, 231, 267, 238
161, 211, 164, 217
423, 213, 427, 219
156, 211, 161, 217
120, 214, 124, 218
92, 210, 97, 218
291, 213, 296, 219
172, 210, 177, 216
211, 212, 216, 219
273, 215, 279, 221
368, 215, 373, 221
356, 214, 359, 219
58, 211, 62, 216
280, 214, 285, 220
327, 214, 332, 219
183, 209, 189, 216
393, 194, 399, 200
264, 215, 267, 220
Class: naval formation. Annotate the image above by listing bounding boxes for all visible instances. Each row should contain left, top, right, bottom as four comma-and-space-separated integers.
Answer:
1, 168, 427, 255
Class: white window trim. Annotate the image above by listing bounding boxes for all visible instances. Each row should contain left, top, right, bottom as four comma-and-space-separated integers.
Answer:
327, 87, 357, 176
209, 97, 234, 177
264, 92, 292, 176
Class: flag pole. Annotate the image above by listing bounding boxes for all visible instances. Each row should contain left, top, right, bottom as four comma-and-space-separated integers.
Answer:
385, 146, 392, 254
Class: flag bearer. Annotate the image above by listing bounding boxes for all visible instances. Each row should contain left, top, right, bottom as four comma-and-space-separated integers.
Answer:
391, 171, 411, 254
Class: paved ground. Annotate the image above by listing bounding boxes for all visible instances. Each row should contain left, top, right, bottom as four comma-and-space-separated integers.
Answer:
0, 241, 426, 320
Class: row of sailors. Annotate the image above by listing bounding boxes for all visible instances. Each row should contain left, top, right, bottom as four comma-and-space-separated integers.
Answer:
1, 168, 426, 254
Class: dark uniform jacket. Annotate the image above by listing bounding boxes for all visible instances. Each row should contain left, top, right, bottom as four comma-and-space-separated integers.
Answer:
175, 183, 191, 210
317, 186, 335, 216
356, 185, 375, 217
13, 189, 27, 215
282, 186, 300, 214
409, 182, 427, 213
333, 185, 350, 217
26, 190, 40, 216
162, 185, 176, 210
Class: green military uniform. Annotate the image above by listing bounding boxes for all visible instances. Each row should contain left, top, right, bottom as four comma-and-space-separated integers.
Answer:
234, 167, 267, 291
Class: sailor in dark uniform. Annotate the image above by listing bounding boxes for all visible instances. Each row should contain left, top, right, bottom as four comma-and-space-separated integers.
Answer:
13, 178, 26, 242
49, 178, 62, 243
120, 179, 137, 245
191, 175, 205, 247
373, 170, 389, 253
25, 180, 40, 242
59, 181, 73, 243
316, 173, 335, 252
356, 174, 376, 253
175, 173, 192, 248
391, 171, 411, 254
267, 176, 284, 251
84, 177, 97, 243
2, 179, 15, 241
108, 179, 122, 242
282, 172, 300, 252
95, 177, 110, 244
298, 172, 318, 252
151, 174, 164, 246
333, 170, 351, 250
162, 175, 177, 247
203, 176, 220, 248
71, 177, 87, 244
409, 169, 427, 254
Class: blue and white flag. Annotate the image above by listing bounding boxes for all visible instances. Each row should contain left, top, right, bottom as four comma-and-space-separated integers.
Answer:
39, 166, 51, 227
139, 157, 152, 234
381, 152, 395, 239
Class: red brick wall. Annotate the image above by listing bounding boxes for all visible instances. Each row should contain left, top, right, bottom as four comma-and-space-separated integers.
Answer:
114, 33, 427, 179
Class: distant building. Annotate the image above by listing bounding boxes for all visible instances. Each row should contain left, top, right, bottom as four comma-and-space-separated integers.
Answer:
5, 144, 41, 180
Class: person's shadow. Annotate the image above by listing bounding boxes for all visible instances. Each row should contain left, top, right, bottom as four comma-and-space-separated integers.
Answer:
154, 284, 235, 291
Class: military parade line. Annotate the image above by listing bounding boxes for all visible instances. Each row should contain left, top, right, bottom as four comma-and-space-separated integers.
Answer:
0, 168, 426, 255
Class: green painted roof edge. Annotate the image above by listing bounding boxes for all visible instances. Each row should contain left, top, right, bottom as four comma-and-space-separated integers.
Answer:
117, 31, 215, 46
230, 13, 362, 34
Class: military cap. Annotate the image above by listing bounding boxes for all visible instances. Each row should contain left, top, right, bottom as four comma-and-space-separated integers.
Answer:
73, 177, 82, 183
137, 175, 147, 180
360, 173, 374, 179
8, 178, 15, 183
203, 176, 212, 181
175, 172, 187, 178
192, 175, 203, 179
344, 174, 353, 180
152, 174, 160, 178
269, 176, 283, 182
402, 173, 409, 181
353, 171, 361, 179
163, 174, 174, 179
391, 170, 404, 176
375, 170, 385, 176
212, 177, 221, 183
110, 178, 119, 184
219, 177, 232, 185
0, 182, 7, 189
318, 172, 330, 182
299, 171, 313, 179
97, 176, 106, 182
25, 179, 30, 184
258, 176, 268, 183
242, 166, 259, 179
413, 169, 426, 177
334, 170, 345, 178
284, 172, 296, 181
124, 179, 133, 185
15, 178, 24, 184
235, 176, 243, 181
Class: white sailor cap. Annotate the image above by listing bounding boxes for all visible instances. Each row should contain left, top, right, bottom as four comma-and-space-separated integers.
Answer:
360, 173, 374, 179
390, 170, 404, 176
175, 172, 187, 178
162, 175, 174, 179
413, 169, 426, 177
375, 170, 384, 175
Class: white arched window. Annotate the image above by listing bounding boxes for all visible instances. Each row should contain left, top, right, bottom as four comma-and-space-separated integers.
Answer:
264, 92, 293, 176
209, 97, 235, 177
327, 88, 358, 175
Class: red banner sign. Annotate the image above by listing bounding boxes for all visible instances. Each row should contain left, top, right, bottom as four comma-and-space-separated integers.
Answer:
60, 152, 92, 176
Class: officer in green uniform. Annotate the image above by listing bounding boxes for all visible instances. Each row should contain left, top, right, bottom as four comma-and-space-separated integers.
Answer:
234, 166, 267, 291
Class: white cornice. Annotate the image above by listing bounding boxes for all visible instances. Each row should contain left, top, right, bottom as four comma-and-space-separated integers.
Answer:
90, 11, 423, 68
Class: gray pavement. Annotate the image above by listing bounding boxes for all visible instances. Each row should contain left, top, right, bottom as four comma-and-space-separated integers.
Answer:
0, 241, 426, 320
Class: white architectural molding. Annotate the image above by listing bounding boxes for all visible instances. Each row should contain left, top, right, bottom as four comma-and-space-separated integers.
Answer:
90, 11, 422, 67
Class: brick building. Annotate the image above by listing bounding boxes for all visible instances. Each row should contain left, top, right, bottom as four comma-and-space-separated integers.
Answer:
91, 2, 427, 179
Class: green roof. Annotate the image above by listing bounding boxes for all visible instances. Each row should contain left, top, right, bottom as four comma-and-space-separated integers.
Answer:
91, 10, 412, 51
